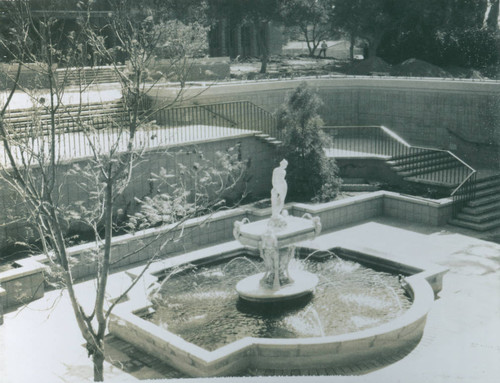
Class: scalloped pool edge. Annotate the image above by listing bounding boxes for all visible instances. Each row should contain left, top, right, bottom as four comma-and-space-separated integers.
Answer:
109, 246, 447, 377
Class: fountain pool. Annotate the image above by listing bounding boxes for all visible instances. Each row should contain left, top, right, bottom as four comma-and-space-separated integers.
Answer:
109, 244, 445, 377
145, 253, 412, 352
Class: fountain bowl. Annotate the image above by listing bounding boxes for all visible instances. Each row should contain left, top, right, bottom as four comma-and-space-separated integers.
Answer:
235, 216, 318, 248
235, 269, 319, 303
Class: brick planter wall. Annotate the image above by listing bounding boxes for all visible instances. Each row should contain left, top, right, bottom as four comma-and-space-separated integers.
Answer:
0, 134, 277, 250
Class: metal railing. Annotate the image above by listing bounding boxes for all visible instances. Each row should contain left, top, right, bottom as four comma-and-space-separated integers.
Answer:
1, 100, 478, 216
323, 125, 477, 215
1, 100, 278, 166
153, 101, 279, 140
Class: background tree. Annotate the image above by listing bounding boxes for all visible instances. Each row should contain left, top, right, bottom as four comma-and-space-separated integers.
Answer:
0, 0, 243, 381
332, 0, 498, 70
242, 0, 281, 73
376, 0, 498, 69
279, 0, 334, 57
276, 82, 341, 203
332, 0, 401, 60
206, 0, 280, 73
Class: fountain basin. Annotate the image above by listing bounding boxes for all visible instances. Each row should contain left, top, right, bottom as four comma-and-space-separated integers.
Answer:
235, 216, 318, 248
109, 244, 447, 377
236, 269, 318, 302
233, 215, 322, 298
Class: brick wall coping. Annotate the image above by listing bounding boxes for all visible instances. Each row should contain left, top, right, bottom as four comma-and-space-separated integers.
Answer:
21, 190, 453, 269
292, 190, 452, 214
152, 76, 500, 100
0, 257, 48, 283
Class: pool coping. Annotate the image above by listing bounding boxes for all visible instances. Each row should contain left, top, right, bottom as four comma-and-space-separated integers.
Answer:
109, 237, 447, 377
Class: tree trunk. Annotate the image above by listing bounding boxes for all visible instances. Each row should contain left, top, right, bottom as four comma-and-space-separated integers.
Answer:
307, 41, 315, 57
486, 0, 500, 30
349, 34, 355, 61
92, 348, 105, 382
260, 52, 268, 73
258, 21, 270, 74
367, 35, 382, 59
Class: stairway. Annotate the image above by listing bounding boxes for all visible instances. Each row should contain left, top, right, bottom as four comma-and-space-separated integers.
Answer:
56, 66, 124, 86
386, 150, 464, 188
340, 178, 381, 192
4, 100, 127, 138
254, 133, 282, 148
449, 173, 500, 231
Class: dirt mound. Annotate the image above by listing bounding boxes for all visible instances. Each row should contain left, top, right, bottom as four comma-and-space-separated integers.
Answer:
445, 66, 488, 80
347, 57, 392, 75
391, 58, 451, 78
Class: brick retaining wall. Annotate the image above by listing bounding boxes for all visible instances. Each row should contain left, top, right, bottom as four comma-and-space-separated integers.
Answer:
151, 77, 500, 168
0, 134, 278, 250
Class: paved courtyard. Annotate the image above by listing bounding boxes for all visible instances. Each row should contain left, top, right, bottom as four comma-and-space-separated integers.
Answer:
1, 216, 499, 383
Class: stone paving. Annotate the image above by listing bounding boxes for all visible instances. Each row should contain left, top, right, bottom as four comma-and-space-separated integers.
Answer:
1, 216, 499, 383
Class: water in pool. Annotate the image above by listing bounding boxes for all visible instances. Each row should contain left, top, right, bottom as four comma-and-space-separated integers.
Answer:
145, 254, 412, 351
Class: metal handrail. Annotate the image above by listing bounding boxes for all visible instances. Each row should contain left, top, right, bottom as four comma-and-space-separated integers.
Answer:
155, 100, 279, 137
197, 104, 238, 127
323, 125, 477, 214
451, 170, 477, 197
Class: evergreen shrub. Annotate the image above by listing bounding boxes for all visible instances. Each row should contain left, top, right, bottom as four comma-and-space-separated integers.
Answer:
276, 82, 341, 203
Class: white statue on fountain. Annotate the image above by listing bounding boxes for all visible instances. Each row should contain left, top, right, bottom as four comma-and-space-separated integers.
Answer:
269, 159, 288, 228
232, 158, 321, 300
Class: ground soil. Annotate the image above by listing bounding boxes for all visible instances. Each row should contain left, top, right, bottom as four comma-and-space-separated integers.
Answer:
230, 55, 499, 80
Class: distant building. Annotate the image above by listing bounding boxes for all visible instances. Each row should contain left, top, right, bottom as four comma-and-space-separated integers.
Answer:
0, 0, 286, 62
208, 19, 285, 59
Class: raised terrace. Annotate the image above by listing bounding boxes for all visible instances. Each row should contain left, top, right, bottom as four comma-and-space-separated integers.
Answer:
0, 72, 499, 383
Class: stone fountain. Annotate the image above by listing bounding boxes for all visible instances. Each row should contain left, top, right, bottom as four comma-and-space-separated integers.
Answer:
233, 159, 322, 302
108, 158, 445, 376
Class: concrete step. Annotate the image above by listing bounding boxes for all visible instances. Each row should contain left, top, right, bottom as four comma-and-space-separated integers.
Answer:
8, 114, 127, 131
474, 186, 500, 199
403, 176, 457, 189
255, 133, 282, 146
467, 192, 500, 207
5, 102, 124, 118
7, 110, 126, 124
474, 177, 500, 191
390, 157, 457, 173
476, 171, 500, 181
255, 133, 270, 139
456, 209, 500, 224
462, 200, 500, 215
389, 150, 447, 162
397, 162, 461, 177
448, 217, 500, 231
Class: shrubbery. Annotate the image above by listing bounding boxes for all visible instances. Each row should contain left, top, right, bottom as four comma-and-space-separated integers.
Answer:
128, 146, 248, 230
275, 82, 341, 203
435, 28, 499, 69
379, 27, 499, 70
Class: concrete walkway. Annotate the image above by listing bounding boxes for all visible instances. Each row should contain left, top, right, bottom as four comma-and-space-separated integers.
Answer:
1, 216, 499, 383
0, 125, 256, 167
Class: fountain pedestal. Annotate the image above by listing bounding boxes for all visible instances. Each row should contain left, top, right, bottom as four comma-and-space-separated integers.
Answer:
233, 214, 321, 302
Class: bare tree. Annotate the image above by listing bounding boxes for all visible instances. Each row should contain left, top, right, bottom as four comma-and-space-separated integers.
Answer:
279, 0, 334, 57
0, 1, 245, 381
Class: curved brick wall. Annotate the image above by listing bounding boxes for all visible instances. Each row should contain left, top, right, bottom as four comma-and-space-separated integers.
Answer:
151, 77, 500, 168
